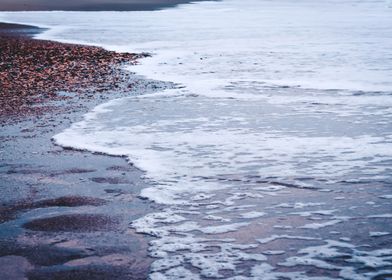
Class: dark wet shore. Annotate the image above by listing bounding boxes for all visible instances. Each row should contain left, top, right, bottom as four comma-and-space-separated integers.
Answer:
0, 0, 210, 11
0, 23, 147, 122
0, 23, 168, 279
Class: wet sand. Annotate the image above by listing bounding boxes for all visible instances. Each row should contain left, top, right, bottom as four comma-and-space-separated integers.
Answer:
0, 0, 210, 11
0, 23, 169, 279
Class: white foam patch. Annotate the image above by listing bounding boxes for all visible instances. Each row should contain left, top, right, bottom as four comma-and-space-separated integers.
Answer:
370, 232, 390, 237
299, 220, 343, 230
273, 225, 293, 230
340, 237, 351, 242
241, 211, 266, 219
53, 94, 392, 204
290, 210, 337, 217
379, 195, 392, 199
250, 262, 336, 280
368, 214, 392, 218
257, 235, 321, 244
272, 203, 326, 209
263, 250, 285, 255
280, 240, 392, 279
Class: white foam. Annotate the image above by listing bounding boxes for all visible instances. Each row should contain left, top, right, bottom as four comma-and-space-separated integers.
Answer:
370, 232, 390, 237
250, 262, 335, 280
241, 211, 266, 219
257, 235, 320, 244
1, 0, 392, 93
379, 195, 392, 199
299, 220, 343, 230
272, 202, 326, 209
368, 214, 392, 218
273, 225, 293, 230
263, 250, 285, 255
290, 210, 337, 217
2, 0, 392, 278
280, 240, 392, 279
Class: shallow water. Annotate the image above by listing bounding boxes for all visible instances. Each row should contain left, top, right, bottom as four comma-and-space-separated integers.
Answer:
2, 0, 392, 278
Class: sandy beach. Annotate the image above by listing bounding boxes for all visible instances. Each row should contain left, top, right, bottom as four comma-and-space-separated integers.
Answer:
0, 23, 169, 279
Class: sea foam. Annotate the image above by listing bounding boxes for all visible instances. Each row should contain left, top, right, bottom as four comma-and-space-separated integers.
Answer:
1, 0, 392, 278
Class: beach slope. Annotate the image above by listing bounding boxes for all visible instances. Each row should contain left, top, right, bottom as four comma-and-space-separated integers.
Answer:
0, 23, 168, 280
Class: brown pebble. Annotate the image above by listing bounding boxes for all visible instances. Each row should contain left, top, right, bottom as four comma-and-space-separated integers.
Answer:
0, 33, 142, 123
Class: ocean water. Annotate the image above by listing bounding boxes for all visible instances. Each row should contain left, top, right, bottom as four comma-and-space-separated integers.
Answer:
2, 0, 392, 278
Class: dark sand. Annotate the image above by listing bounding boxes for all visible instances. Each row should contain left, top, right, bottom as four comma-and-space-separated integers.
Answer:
0, 23, 170, 279
0, 0, 211, 11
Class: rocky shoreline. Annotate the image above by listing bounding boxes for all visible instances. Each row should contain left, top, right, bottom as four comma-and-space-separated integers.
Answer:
0, 23, 168, 279
0, 23, 147, 122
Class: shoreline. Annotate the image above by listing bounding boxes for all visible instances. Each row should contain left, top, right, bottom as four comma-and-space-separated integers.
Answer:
2, 2, 392, 278
0, 22, 168, 279
0, 23, 147, 122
